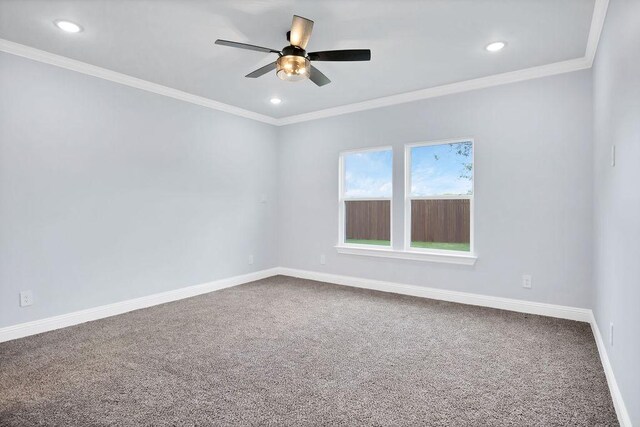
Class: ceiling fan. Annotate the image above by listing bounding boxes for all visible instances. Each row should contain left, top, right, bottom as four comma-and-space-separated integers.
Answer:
215, 15, 371, 87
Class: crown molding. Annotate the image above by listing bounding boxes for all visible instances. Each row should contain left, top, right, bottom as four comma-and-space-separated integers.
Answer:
278, 0, 609, 126
585, 0, 610, 67
0, 0, 608, 127
0, 38, 278, 126
277, 56, 591, 126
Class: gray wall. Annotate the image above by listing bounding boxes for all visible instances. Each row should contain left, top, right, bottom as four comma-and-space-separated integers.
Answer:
592, 0, 640, 423
278, 70, 594, 308
0, 51, 598, 322
0, 53, 279, 328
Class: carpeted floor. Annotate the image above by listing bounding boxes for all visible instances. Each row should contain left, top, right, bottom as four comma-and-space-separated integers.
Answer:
0, 275, 617, 426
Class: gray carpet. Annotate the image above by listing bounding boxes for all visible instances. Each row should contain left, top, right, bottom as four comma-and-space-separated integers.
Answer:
0, 275, 617, 426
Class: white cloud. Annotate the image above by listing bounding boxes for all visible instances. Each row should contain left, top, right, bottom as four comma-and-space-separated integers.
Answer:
411, 164, 472, 196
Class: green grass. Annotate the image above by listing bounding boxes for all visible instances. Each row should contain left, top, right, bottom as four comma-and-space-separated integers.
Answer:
345, 239, 390, 246
411, 241, 470, 251
346, 239, 470, 252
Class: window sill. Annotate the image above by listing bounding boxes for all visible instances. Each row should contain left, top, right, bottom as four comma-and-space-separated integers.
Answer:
334, 245, 477, 265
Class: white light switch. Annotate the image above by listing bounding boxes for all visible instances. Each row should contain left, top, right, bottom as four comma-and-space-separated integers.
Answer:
610, 322, 614, 346
611, 145, 615, 167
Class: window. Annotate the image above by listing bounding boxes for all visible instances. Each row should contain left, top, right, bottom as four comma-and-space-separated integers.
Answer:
405, 140, 473, 253
336, 140, 476, 264
339, 147, 392, 247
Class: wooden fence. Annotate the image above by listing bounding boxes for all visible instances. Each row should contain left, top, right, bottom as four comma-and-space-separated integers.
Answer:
345, 199, 470, 243
345, 200, 390, 240
411, 199, 470, 243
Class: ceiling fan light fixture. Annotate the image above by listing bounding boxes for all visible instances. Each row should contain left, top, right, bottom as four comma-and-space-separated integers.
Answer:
215, 14, 371, 87
276, 55, 310, 82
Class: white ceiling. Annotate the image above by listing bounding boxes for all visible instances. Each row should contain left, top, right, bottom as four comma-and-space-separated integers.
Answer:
0, 0, 596, 119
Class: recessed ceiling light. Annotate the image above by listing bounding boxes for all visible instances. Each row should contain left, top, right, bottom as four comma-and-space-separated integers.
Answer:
485, 41, 506, 52
270, 97, 282, 105
54, 20, 83, 33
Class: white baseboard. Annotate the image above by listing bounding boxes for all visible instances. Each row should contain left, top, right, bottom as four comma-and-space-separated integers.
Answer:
1, 266, 630, 425
0, 268, 279, 343
1, 266, 593, 344
275, 267, 592, 322
589, 313, 632, 427
0, 266, 594, 344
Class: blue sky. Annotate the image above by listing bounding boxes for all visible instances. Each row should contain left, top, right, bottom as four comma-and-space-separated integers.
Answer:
343, 142, 472, 198
410, 142, 473, 196
344, 150, 393, 197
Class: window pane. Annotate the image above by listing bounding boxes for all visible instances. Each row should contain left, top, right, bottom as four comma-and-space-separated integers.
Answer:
411, 199, 470, 251
344, 149, 392, 198
345, 200, 390, 246
410, 142, 473, 196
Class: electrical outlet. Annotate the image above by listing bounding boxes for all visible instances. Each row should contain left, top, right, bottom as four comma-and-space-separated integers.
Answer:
260, 194, 268, 204
610, 322, 614, 346
522, 274, 532, 289
248, 254, 254, 265
320, 254, 326, 265
19, 290, 33, 307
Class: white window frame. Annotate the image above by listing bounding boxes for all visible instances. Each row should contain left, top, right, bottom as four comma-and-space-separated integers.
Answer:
404, 138, 475, 256
338, 146, 393, 248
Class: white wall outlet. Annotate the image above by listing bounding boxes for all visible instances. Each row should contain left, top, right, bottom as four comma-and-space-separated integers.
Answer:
320, 254, 326, 265
522, 274, 532, 289
19, 290, 33, 307
610, 322, 614, 346
260, 194, 268, 204
248, 254, 254, 265
611, 145, 616, 167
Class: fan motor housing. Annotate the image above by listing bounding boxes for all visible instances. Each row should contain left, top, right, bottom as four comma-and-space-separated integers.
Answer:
281, 45, 307, 58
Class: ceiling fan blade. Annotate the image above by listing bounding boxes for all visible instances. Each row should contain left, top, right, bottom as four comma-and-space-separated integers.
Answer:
289, 15, 314, 49
245, 62, 277, 78
215, 39, 280, 54
308, 49, 371, 61
309, 65, 331, 87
